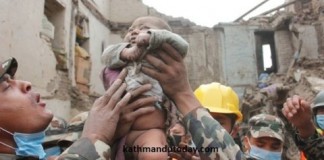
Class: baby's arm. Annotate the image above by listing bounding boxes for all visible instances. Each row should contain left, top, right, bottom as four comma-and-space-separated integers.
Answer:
146, 29, 189, 57
120, 45, 144, 61
101, 43, 129, 69
101, 43, 144, 69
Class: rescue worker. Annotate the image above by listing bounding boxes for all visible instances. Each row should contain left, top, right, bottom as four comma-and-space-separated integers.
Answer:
312, 91, 324, 133
243, 114, 285, 160
300, 91, 324, 159
283, 94, 324, 160
194, 82, 243, 148
103, 42, 243, 159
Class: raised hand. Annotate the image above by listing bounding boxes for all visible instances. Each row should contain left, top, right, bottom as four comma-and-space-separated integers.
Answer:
282, 95, 316, 139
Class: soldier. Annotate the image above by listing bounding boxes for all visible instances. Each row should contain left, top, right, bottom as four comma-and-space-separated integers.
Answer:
194, 82, 243, 149
243, 114, 285, 160
312, 91, 324, 132
282, 95, 324, 159
298, 91, 324, 159
143, 43, 242, 159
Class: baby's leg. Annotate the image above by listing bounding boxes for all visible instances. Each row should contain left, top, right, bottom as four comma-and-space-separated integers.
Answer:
132, 129, 168, 160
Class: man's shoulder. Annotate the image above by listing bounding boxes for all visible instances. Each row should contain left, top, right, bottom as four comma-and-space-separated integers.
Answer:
0, 153, 18, 160
60, 137, 110, 160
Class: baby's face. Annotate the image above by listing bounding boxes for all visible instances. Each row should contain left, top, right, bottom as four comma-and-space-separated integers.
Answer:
124, 17, 165, 44
169, 123, 185, 136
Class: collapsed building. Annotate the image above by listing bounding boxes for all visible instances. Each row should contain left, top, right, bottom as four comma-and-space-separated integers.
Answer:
1, 0, 324, 159
238, 0, 324, 159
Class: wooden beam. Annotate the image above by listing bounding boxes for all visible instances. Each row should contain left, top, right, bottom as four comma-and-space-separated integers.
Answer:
234, 0, 269, 22
258, 0, 299, 16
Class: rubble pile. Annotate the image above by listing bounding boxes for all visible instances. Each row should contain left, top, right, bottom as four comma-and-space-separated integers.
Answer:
241, 57, 324, 159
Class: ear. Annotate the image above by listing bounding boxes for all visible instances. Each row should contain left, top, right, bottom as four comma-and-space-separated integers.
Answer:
243, 136, 251, 152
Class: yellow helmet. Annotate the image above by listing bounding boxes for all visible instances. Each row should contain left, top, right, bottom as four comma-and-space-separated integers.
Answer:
194, 82, 243, 122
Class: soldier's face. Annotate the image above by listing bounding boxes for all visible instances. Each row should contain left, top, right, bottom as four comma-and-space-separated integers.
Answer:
244, 136, 283, 152
317, 107, 324, 115
211, 112, 233, 133
0, 77, 53, 133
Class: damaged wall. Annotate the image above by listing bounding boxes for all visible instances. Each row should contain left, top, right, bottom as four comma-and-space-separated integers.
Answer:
217, 24, 259, 97
69, 0, 113, 116
173, 26, 221, 90
0, 0, 114, 119
108, 0, 148, 22
275, 30, 294, 74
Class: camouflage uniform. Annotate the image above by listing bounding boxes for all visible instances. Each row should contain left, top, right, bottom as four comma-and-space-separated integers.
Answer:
44, 112, 88, 156
61, 108, 244, 160
0, 108, 245, 160
54, 112, 115, 159
57, 137, 110, 159
244, 114, 285, 160
44, 116, 68, 143
43, 116, 68, 157
0, 154, 39, 160
183, 107, 242, 160
294, 131, 324, 160
57, 112, 88, 149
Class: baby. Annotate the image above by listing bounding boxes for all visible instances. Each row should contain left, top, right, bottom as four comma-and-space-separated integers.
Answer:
101, 16, 188, 159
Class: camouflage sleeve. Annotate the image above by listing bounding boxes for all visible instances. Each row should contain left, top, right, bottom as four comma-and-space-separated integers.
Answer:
57, 137, 111, 160
182, 107, 242, 160
147, 29, 188, 57
101, 43, 129, 69
295, 131, 324, 159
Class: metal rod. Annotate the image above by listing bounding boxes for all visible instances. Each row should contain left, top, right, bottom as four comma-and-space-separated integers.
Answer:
234, 0, 269, 22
